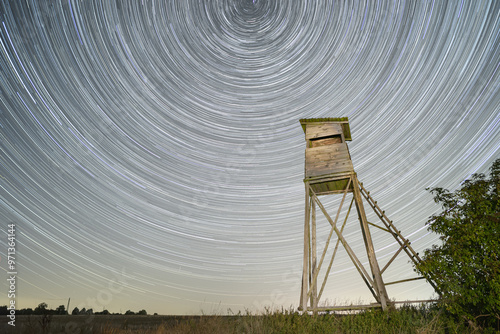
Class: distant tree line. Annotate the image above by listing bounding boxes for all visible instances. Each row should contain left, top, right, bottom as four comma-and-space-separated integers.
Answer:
0, 302, 149, 316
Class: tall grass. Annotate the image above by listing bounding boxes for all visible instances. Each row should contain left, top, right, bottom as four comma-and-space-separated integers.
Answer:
9, 304, 493, 334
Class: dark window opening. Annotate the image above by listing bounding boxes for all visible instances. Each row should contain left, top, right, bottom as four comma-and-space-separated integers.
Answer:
310, 135, 342, 148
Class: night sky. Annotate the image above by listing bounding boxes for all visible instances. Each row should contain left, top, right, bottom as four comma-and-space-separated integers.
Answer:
0, 1, 499, 315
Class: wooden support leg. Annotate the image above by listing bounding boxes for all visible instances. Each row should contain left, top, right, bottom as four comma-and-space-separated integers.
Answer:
300, 182, 310, 311
352, 174, 391, 310
311, 201, 318, 313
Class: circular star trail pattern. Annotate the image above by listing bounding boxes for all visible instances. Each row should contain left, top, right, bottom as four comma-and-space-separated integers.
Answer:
0, 1, 499, 314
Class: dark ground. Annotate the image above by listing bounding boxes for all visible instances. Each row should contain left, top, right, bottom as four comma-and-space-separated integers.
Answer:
2, 314, 235, 333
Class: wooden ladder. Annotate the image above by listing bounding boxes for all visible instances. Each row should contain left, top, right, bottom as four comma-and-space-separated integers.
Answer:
358, 182, 441, 294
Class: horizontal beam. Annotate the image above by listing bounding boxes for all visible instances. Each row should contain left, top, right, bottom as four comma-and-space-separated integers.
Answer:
304, 172, 353, 183
305, 299, 438, 312
392, 300, 438, 304
312, 304, 381, 311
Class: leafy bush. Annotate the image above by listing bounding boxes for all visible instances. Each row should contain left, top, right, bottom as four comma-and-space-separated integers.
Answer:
416, 158, 500, 328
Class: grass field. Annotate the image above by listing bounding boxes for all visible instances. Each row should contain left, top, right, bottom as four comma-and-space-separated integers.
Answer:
3, 305, 492, 333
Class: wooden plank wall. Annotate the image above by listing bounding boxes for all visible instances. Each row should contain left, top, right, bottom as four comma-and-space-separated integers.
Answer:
305, 144, 354, 178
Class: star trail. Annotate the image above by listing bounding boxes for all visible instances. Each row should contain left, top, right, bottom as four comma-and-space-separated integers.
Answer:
0, 1, 499, 315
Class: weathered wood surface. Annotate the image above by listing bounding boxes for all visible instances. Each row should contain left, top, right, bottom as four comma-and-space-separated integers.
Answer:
306, 143, 350, 161
305, 144, 354, 178
305, 123, 343, 141
306, 160, 354, 178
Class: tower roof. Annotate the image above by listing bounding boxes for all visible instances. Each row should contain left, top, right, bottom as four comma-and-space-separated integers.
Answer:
299, 117, 351, 141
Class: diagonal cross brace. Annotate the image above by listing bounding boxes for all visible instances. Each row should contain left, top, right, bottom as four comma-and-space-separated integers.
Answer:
310, 188, 378, 300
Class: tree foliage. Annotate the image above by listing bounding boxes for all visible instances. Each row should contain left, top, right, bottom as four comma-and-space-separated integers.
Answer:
416, 159, 500, 326
55, 304, 66, 315
34, 302, 48, 315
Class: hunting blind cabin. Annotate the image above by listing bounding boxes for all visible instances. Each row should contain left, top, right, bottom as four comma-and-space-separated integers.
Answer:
298, 118, 438, 313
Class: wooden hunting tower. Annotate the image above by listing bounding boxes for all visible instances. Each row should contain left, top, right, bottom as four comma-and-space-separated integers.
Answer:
299, 118, 439, 313
302, 118, 353, 195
